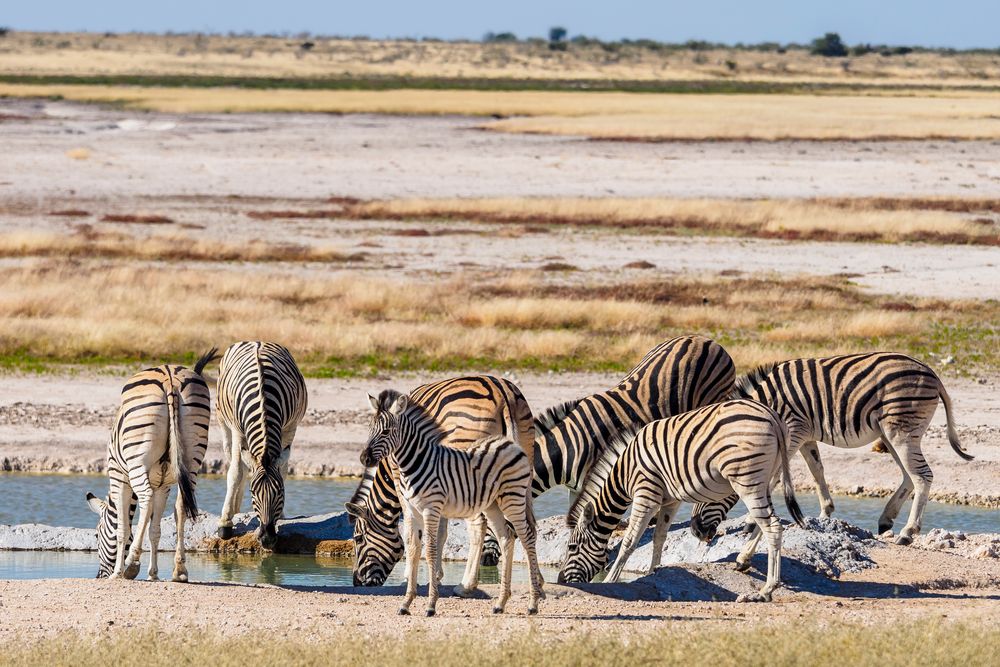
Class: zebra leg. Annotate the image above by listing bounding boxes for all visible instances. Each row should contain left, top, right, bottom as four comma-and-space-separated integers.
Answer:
886, 432, 933, 546
422, 510, 442, 616
145, 488, 169, 581
737, 514, 783, 603
435, 520, 447, 585
648, 500, 681, 575
876, 438, 918, 536
799, 441, 835, 518
455, 514, 487, 597
398, 506, 422, 615
121, 488, 153, 580
483, 504, 514, 614
606, 494, 659, 583
109, 478, 133, 579
218, 426, 245, 539
501, 498, 544, 615
172, 489, 190, 582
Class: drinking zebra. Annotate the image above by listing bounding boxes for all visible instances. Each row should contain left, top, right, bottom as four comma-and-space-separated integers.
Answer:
346, 375, 534, 590
85, 349, 218, 580
691, 353, 972, 546
216, 341, 307, 548
558, 400, 805, 602
347, 335, 735, 586
360, 394, 544, 616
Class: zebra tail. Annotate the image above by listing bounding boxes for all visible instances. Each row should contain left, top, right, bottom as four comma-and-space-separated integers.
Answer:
167, 380, 199, 520
193, 347, 220, 377
778, 426, 806, 528
938, 381, 973, 461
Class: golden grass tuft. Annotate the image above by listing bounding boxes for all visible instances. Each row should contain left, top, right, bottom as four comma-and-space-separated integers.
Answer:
64, 147, 91, 160
0, 229, 362, 263
347, 197, 999, 244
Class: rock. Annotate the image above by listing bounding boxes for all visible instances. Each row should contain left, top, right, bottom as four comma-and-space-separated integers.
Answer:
973, 544, 998, 558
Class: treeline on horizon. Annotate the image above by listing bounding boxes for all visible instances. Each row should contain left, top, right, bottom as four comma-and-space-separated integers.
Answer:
1, 26, 997, 56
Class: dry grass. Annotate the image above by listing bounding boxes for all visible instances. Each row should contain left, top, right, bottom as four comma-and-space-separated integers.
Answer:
5, 31, 1000, 86
0, 229, 363, 263
346, 197, 1000, 244
4, 84, 1000, 141
0, 260, 993, 374
3, 621, 997, 666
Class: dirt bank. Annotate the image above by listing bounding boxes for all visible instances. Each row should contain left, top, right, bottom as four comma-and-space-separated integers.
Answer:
1, 371, 997, 507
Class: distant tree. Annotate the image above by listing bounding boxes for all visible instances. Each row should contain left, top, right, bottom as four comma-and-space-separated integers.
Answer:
483, 31, 517, 43
300, 41, 315, 51
810, 32, 848, 57
0, 27, 10, 38
852, 43, 875, 56
548, 26, 567, 43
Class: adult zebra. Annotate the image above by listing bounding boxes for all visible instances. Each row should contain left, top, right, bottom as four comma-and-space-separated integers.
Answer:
345, 375, 535, 589
85, 349, 218, 580
360, 395, 544, 616
558, 400, 805, 602
691, 353, 973, 546
216, 341, 307, 548
347, 335, 735, 586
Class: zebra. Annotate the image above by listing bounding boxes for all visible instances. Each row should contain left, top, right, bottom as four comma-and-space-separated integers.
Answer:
85, 349, 217, 580
691, 353, 973, 546
558, 399, 805, 602
346, 335, 735, 586
360, 393, 544, 616
346, 375, 534, 592
216, 341, 307, 549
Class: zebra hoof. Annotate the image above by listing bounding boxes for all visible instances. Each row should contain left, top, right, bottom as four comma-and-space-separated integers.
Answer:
123, 563, 140, 580
425, 609, 436, 617
740, 523, 756, 537
527, 608, 538, 616
736, 592, 770, 603
878, 521, 893, 535
452, 584, 477, 598
734, 560, 751, 573
397, 607, 410, 616
218, 526, 235, 540
492, 606, 504, 615
895, 534, 913, 546
172, 573, 189, 583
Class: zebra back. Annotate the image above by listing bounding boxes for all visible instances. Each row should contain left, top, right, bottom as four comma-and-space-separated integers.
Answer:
216, 341, 307, 466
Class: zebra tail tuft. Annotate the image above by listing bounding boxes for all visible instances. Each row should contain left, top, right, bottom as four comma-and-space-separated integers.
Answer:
193, 347, 220, 377
778, 426, 806, 528
938, 381, 974, 461
167, 381, 199, 521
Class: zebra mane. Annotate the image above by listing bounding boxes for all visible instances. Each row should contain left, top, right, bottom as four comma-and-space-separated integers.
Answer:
566, 427, 637, 528
730, 362, 778, 400
373, 389, 447, 443
533, 399, 581, 437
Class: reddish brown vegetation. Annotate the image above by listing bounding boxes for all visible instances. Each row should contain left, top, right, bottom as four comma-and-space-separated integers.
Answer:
100, 213, 174, 224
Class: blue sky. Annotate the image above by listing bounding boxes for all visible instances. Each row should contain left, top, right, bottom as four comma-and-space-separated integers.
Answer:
4, 1, 998, 49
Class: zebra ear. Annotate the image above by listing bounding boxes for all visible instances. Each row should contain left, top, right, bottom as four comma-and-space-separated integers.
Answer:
344, 501, 369, 521
367, 393, 380, 413
86, 492, 107, 514
389, 394, 408, 416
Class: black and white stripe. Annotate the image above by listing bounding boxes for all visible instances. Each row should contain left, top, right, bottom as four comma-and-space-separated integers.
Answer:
85, 349, 216, 580
346, 375, 534, 590
346, 335, 735, 586
558, 400, 804, 602
359, 394, 543, 616
693, 352, 971, 545
216, 341, 307, 548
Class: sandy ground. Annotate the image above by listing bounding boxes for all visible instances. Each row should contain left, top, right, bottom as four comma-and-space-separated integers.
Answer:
1, 371, 997, 507
1, 539, 998, 641
2, 99, 999, 202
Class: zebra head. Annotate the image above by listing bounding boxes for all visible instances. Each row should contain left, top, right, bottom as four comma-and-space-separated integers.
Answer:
689, 494, 740, 543
86, 491, 134, 578
557, 502, 607, 584
344, 500, 404, 586
248, 456, 284, 549
360, 391, 408, 467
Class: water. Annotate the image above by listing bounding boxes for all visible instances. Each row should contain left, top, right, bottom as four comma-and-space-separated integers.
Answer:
0, 473, 574, 529
0, 550, 564, 587
1, 473, 995, 585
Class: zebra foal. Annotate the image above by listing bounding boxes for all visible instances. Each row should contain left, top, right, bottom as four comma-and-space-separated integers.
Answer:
558, 400, 805, 602
85, 349, 217, 580
216, 341, 307, 548
360, 393, 544, 617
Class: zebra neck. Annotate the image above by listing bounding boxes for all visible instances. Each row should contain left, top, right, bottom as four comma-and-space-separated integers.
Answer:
591, 465, 633, 540
391, 414, 443, 480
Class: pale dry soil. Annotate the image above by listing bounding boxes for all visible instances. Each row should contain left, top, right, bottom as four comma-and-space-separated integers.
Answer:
1, 541, 998, 642
0, 371, 997, 507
